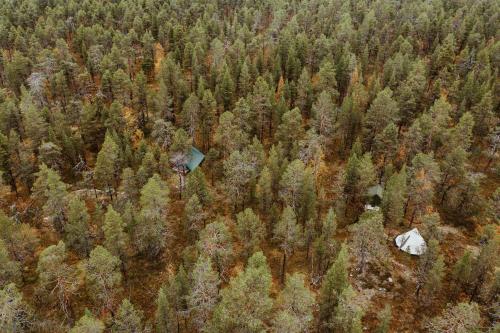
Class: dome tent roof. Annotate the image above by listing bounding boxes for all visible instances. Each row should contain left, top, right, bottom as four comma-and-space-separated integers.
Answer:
395, 228, 427, 255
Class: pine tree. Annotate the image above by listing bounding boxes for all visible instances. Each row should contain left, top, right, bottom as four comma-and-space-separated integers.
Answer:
0, 211, 39, 264
20, 89, 47, 148
208, 252, 273, 333
187, 255, 220, 331
255, 166, 273, 214
183, 194, 204, 240
236, 208, 265, 259
332, 286, 364, 333
311, 208, 338, 276
274, 206, 303, 283
312, 91, 338, 141
362, 88, 399, 150
200, 89, 217, 150
375, 305, 392, 333
350, 211, 389, 275
63, 198, 90, 258
278, 108, 305, 159
181, 93, 200, 137
468, 235, 498, 301
422, 254, 445, 304
112, 299, 143, 333
135, 174, 169, 257
214, 111, 249, 158
317, 60, 339, 100
84, 245, 122, 311
222, 150, 257, 210
167, 264, 190, 331
197, 218, 233, 278
251, 76, 273, 140
238, 59, 251, 97
342, 151, 376, 220
427, 302, 481, 333
319, 244, 350, 330
94, 132, 121, 200
36, 241, 79, 317
296, 68, 313, 116
0, 283, 33, 332
103, 206, 128, 261
70, 310, 105, 333
407, 153, 441, 226
185, 168, 211, 206
272, 273, 315, 333
381, 167, 407, 226
280, 159, 317, 224
373, 122, 399, 170
0, 239, 21, 287
31, 164, 69, 232
112, 68, 131, 105
415, 239, 443, 301
155, 286, 176, 333
118, 167, 139, 203
452, 250, 473, 293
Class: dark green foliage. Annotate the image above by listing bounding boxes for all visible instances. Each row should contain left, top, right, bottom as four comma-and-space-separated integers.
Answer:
0, 0, 497, 331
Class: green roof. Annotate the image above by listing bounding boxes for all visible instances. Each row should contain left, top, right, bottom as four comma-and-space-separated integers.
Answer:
367, 184, 384, 198
186, 147, 205, 172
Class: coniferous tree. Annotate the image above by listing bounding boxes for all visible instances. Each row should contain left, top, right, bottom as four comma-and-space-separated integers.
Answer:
214, 111, 249, 158
185, 168, 211, 206
278, 107, 305, 159
209, 252, 273, 333
103, 206, 128, 262
406, 153, 441, 226
135, 174, 169, 257
112, 299, 143, 333
350, 211, 389, 275
274, 206, 303, 283
452, 250, 473, 294
36, 241, 79, 317
319, 244, 350, 331
341, 151, 376, 221
70, 310, 105, 333
94, 132, 121, 200
332, 286, 364, 333
155, 286, 176, 333
362, 88, 399, 150
64, 197, 91, 257
255, 166, 273, 214
183, 194, 204, 239
375, 305, 392, 333
235, 208, 265, 259
272, 273, 315, 333
468, 234, 499, 302
0, 239, 20, 288
84, 245, 122, 311
197, 218, 233, 278
187, 255, 220, 331
415, 239, 444, 303
31, 164, 68, 232
280, 159, 317, 224
381, 167, 407, 226
0, 283, 33, 332
427, 302, 481, 333
118, 167, 139, 203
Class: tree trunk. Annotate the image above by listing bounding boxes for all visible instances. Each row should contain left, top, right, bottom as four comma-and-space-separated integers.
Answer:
281, 251, 287, 284
409, 208, 416, 227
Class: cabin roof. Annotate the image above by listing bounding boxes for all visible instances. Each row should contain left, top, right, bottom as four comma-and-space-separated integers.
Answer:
367, 184, 384, 198
186, 147, 205, 172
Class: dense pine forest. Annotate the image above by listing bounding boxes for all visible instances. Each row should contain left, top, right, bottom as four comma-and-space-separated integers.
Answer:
0, 0, 498, 332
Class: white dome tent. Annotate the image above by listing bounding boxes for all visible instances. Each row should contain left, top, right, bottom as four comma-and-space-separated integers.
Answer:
395, 228, 427, 255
